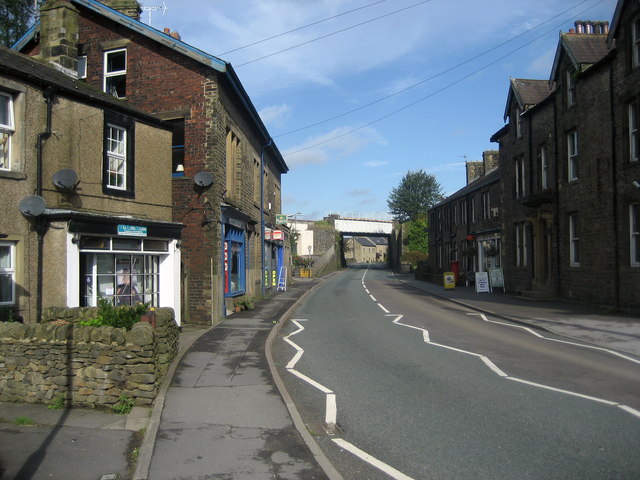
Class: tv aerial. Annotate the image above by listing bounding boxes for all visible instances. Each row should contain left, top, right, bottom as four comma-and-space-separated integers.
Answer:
141, 1, 167, 26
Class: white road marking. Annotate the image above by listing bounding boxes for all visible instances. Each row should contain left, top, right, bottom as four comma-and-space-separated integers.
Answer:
506, 377, 618, 406
369, 294, 377, 301
331, 438, 415, 480
377, 303, 390, 313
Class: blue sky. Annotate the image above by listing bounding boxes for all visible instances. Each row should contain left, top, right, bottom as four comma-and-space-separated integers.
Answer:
138, 0, 618, 220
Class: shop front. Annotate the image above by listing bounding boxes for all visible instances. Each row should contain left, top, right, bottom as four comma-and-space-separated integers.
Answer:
60, 213, 182, 324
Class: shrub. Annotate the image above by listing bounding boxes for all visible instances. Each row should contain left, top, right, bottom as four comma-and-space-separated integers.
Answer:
78, 297, 148, 331
233, 295, 255, 310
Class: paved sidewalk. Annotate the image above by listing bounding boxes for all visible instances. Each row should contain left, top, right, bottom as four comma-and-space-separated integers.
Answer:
394, 273, 640, 357
137, 277, 337, 480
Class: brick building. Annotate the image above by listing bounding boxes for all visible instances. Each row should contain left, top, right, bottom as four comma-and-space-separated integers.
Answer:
1, 45, 181, 323
17, 0, 288, 324
490, 0, 640, 310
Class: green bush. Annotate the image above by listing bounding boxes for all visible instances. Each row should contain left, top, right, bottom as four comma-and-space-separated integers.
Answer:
78, 297, 148, 331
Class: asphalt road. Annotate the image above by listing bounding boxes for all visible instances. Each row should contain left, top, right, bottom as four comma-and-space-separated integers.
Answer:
271, 266, 640, 480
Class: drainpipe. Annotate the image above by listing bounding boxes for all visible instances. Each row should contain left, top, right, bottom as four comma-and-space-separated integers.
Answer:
34, 86, 55, 322
260, 139, 272, 296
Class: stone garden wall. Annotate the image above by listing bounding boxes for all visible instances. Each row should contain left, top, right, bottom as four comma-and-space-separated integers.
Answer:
0, 308, 179, 409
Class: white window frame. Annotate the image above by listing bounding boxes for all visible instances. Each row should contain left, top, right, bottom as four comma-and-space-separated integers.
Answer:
539, 145, 548, 190
104, 49, 127, 98
567, 130, 578, 181
77, 55, 87, 79
0, 91, 15, 171
0, 242, 16, 305
631, 204, 640, 267
106, 124, 127, 190
569, 214, 580, 267
629, 102, 638, 163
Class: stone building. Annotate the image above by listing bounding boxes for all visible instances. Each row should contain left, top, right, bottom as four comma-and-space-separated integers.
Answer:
428, 151, 502, 284
17, 0, 288, 324
0, 45, 181, 324
490, 0, 640, 310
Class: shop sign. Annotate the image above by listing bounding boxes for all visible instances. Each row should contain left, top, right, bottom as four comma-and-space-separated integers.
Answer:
443, 272, 456, 289
117, 225, 147, 237
475, 272, 490, 293
489, 268, 504, 290
272, 230, 283, 240
276, 214, 288, 224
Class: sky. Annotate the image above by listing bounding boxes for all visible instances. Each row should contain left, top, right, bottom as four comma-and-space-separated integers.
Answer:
138, 0, 619, 221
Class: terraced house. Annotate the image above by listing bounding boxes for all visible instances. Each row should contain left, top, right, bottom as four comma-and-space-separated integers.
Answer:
16, 0, 288, 325
0, 45, 181, 324
430, 0, 640, 312
493, 2, 639, 312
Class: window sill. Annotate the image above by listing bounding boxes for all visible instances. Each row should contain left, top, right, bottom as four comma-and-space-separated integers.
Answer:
0, 170, 27, 180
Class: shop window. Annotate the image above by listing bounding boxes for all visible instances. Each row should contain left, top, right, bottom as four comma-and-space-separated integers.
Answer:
79, 236, 167, 306
0, 91, 14, 171
224, 227, 245, 296
81, 253, 159, 307
0, 242, 15, 305
104, 49, 126, 98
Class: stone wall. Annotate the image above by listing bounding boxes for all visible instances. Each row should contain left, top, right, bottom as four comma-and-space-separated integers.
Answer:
0, 308, 178, 409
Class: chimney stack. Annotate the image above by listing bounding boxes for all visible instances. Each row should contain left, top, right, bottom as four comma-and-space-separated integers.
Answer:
466, 161, 485, 185
39, 0, 80, 74
100, 0, 142, 20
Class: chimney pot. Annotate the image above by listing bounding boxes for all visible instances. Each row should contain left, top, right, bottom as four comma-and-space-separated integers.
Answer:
164, 27, 170, 34
170, 31, 181, 40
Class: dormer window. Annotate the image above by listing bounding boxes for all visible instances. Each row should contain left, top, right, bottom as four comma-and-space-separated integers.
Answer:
566, 67, 576, 107
104, 49, 127, 98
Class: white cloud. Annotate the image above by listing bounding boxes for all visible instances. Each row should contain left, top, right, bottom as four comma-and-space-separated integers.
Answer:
363, 160, 388, 167
259, 103, 292, 127
283, 125, 385, 167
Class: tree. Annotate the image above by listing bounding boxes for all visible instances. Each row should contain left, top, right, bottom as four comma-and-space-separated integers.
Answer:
0, 0, 36, 48
387, 170, 444, 222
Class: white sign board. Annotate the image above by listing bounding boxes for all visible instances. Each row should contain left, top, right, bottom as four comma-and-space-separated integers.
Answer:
489, 268, 504, 290
475, 272, 490, 293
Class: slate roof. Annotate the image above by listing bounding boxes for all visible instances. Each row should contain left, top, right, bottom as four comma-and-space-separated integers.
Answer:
0, 45, 165, 126
431, 169, 500, 209
503, 78, 553, 121
13, 0, 287, 173
550, 33, 611, 82
355, 237, 377, 247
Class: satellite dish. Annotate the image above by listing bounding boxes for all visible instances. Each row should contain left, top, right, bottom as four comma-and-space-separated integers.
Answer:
52, 169, 78, 191
19, 195, 46, 217
193, 171, 214, 188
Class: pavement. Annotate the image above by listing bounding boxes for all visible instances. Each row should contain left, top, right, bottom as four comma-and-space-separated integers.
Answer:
1, 269, 639, 480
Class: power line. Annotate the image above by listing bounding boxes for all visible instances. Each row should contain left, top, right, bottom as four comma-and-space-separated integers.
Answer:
284, 0, 607, 158
274, 0, 593, 139
218, 0, 390, 56
234, 0, 435, 68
